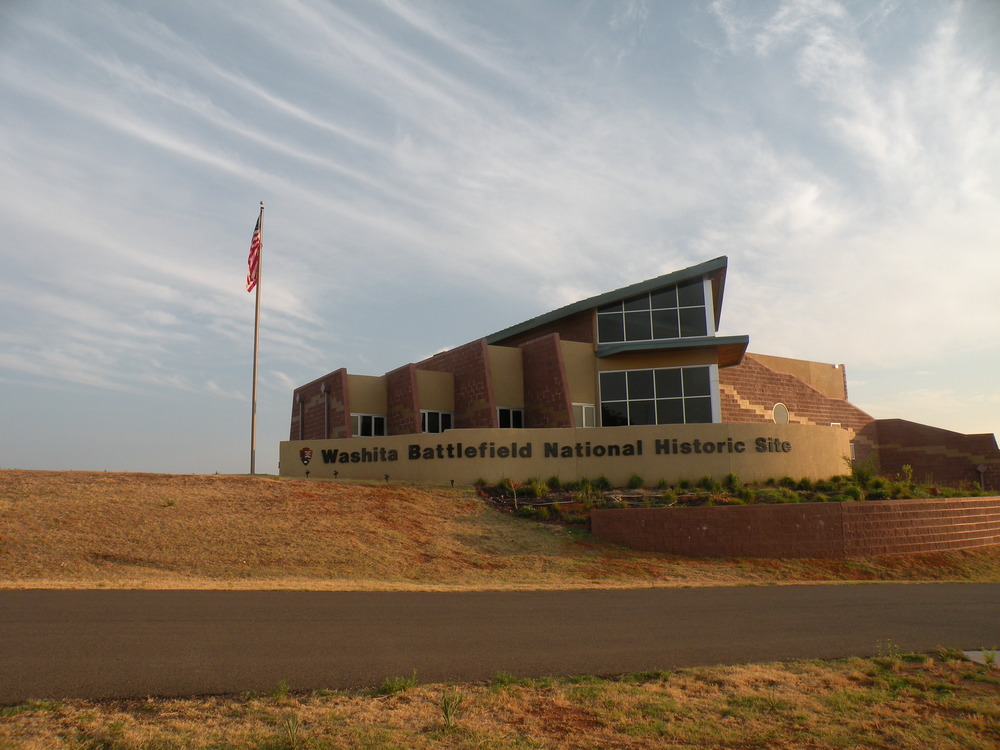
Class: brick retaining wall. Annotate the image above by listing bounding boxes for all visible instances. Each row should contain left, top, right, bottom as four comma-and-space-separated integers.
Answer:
590, 497, 1000, 558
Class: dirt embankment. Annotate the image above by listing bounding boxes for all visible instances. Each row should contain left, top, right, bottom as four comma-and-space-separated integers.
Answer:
2, 470, 999, 590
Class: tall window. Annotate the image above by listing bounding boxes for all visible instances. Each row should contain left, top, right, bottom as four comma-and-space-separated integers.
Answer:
351, 413, 386, 437
421, 410, 453, 433
599, 366, 714, 426
597, 279, 709, 344
497, 407, 524, 428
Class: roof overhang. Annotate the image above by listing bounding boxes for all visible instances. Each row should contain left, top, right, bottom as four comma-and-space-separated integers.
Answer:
596, 334, 750, 368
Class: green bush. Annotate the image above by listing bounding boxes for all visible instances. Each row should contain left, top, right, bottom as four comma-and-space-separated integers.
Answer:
656, 478, 670, 490
677, 478, 691, 490
843, 485, 863, 501
723, 473, 741, 492
627, 473, 644, 490
779, 476, 797, 489
797, 477, 813, 491
524, 478, 548, 499
497, 477, 515, 493
546, 475, 561, 491
661, 490, 677, 505
594, 475, 612, 492
697, 475, 714, 490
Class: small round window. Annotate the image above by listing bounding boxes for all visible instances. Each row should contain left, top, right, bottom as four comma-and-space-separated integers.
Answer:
772, 403, 789, 424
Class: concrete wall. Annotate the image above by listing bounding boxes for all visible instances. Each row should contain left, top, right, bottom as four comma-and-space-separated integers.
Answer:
280, 423, 850, 487
591, 496, 1000, 558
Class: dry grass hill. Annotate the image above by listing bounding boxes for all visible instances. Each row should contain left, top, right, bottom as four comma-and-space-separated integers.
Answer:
2, 470, 999, 589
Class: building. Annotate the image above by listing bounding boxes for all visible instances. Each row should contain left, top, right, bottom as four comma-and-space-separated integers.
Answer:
282, 257, 999, 488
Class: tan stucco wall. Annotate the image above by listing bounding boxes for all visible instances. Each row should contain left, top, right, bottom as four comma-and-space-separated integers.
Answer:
346, 374, 388, 414
749, 353, 846, 400
280, 423, 850, 487
561, 340, 597, 405
415, 369, 454, 412
595, 349, 718, 372
488, 345, 523, 407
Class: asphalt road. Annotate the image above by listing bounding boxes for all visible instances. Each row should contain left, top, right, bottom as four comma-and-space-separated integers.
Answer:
2, 584, 998, 704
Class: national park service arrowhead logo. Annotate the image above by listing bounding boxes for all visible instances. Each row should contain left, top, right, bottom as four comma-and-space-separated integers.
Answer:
299, 447, 313, 466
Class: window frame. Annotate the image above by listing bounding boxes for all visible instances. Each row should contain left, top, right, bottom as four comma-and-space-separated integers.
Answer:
598, 365, 719, 426
572, 403, 596, 428
420, 410, 453, 433
596, 278, 712, 345
350, 413, 386, 437
497, 407, 524, 429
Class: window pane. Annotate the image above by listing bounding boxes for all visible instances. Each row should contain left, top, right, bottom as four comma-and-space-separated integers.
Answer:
601, 402, 629, 426
361, 415, 373, 436
624, 311, 652, 341
441, 413, 452, 431
656, 399, 685, 424
373, 416, 386, 436
654, 368, 682, 397
623, 293, 649, 312
650, 286, 677, 309
627, 369, 655, 399
351, 415, 361, 435
597, 314, 625, 343
427, 412, 439, 433
598, 300, 623, 314
600, 371, 627, 401
651, 309, 679, 339
498, 409, 510, 428
573, 403, 595, 428
682, 367, 711, 396
685, 396, 713, 423
629, 400, 656, 425
512, 410, 523, 428
677, 279, 705, 306
679, 307, 708, 337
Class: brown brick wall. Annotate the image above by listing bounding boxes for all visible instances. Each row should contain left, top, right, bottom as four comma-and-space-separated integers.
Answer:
519, 334, 573, 429
591, 497, 1000, 558
386, 364, 420, 435
719, 354, 877, 463
289, 368, 349, 441
417, 339, 497, 429
491, 309, 595, 347
861, 419, 1000, 490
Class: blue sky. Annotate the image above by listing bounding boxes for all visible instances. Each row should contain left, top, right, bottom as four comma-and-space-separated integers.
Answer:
1, 0, 998, 475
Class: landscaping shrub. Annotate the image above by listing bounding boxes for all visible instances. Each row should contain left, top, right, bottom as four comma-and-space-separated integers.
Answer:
627, 473, 644, 490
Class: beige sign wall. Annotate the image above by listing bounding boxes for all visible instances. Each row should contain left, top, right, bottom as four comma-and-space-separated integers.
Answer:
280, 423, 851, 487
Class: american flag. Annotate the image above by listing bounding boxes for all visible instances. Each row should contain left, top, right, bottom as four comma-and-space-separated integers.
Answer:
246, 214, 261, 292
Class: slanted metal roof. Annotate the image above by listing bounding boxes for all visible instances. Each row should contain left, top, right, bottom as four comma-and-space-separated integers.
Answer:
486, 256, 730, 345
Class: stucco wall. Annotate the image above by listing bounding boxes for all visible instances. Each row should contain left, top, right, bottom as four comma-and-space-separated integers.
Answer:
280, 423, 850, 486
591, 497, 1000, 558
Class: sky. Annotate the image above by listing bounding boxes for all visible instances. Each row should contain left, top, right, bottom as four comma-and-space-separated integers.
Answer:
1, 0, 998, 475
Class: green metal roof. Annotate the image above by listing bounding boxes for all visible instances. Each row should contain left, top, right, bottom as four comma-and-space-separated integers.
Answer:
486, 256, 730, 345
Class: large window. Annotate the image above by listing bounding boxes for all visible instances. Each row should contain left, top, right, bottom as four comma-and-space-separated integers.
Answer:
351, 413, 386, 437
597, 279, 709, 344
599, 366, 714, 426
497, 407, 524, 428
421, 410, 453, 433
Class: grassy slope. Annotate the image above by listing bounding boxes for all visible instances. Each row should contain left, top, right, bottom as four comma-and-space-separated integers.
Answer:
3, 651, 998, 748
2, 470, 999, 589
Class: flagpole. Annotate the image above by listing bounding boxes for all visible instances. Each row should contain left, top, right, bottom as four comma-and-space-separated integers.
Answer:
250, 201, 263, 475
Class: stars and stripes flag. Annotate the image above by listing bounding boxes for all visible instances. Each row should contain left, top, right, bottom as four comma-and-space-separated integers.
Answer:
246, 213, 261, 292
